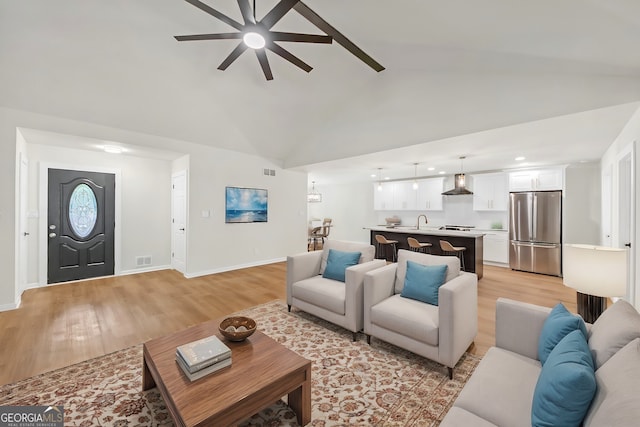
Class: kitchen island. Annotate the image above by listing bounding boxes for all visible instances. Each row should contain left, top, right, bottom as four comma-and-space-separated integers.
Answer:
366, 226, 484, 279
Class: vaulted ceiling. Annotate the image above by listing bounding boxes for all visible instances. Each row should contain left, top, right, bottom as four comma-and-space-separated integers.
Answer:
2, 0, 640, 182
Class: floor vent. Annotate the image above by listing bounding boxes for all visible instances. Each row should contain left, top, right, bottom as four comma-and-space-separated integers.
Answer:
136, 256, 153, 267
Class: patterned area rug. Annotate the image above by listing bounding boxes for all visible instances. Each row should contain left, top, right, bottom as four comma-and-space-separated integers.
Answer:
0, 300, 480, 426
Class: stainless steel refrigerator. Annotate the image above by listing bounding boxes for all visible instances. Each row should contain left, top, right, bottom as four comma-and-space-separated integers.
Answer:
509, 191, 562, 276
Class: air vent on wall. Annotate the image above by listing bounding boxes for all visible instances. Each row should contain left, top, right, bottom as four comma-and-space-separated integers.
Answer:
263, 168, 276, 176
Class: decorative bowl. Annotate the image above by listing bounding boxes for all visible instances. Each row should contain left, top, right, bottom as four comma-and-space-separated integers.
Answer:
219, 316, 257, 342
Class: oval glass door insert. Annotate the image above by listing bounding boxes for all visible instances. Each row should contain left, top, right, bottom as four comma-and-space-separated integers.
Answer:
69, 183, 98, 238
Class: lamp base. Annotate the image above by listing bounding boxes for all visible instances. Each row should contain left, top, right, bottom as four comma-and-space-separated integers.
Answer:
576, 292, 607, 323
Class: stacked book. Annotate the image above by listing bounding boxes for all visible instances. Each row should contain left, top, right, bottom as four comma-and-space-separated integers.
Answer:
176, 335, 232, 381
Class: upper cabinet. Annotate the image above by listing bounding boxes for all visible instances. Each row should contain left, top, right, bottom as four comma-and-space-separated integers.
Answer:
373, 182, 395, 210
416, 177, 445, 211
472, 173, 508, 211
373, 177, 444, 211
509, 168, 564, 192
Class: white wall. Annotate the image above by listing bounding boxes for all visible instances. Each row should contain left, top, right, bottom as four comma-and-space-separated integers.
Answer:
0, 106, 308, 309
564, 163, 601, 245
184, 145, 307, 276
308, 181, 377, 244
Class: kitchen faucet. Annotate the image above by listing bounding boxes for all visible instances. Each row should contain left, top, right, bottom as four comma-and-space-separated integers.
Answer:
416, 214, 428, 230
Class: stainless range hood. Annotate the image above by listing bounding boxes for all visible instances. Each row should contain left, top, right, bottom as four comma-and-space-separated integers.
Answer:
442, 173, 473, 195
442, 157, 473, 195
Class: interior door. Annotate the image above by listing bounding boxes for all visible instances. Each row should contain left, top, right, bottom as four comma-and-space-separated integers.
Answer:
619, 151, 635, 304
171, 171, 187, 273
48, 169, 115, 284
18, 153, 29, 293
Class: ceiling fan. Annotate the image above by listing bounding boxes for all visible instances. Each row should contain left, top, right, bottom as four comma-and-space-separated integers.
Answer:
175, 0, 385, 80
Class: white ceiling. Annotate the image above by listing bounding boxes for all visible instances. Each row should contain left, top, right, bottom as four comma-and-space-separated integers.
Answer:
2, 0, 640, 183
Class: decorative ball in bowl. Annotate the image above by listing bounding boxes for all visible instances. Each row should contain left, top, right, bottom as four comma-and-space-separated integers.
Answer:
219, 316, 257, 342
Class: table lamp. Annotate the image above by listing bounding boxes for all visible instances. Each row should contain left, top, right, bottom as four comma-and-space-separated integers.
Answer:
563, 244, 628, 323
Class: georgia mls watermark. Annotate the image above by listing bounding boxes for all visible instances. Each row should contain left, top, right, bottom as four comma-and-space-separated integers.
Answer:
0, 406, 63, 427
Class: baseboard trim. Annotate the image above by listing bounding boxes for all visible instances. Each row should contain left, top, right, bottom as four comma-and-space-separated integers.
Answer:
119, 265, 172, 276
483, 261, 509, 268
0, 298, 20, 312
185, 258, 286, 279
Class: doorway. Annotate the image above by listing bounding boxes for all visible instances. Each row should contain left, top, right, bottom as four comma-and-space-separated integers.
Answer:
618, 150, 635, 304
47, 168, 115, 284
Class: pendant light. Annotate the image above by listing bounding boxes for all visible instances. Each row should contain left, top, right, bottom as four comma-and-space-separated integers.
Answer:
412, 163, 419, 190
376, 168, 383, 191
442, 156, 473, 195
307, 181, 322, 203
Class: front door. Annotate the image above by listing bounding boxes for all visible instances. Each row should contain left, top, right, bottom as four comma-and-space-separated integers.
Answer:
48, 169, 115, 284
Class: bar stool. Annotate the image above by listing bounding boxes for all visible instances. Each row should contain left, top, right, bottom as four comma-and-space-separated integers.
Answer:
407, 237, 432, 254
375, 234, 398, 262
439, 240, 466, 271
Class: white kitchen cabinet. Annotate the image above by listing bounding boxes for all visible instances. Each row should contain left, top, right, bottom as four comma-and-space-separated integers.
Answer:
393, 181, 417, 210
373, 182, 394, 210
483, 231, 509, 264
472, 173, 508, 211
374, 177, 444, 211
416, 177, 444, 211
509, 168, 564, 192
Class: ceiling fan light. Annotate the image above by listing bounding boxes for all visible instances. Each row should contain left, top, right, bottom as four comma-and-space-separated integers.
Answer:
243, 32, 265, 49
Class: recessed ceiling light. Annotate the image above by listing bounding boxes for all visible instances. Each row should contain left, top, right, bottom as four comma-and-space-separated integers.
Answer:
384, 176, 390, 180
103, 145, 123, 154
370, 174, 377, 178
438, 171, 446, 175
427, 167, 435, 171
515, 156, 526, 161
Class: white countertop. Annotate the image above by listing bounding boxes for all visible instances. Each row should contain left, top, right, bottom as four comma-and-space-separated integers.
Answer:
366, 226, 485, 238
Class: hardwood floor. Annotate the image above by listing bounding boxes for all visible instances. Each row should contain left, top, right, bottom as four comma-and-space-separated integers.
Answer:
0, 263, 576, 386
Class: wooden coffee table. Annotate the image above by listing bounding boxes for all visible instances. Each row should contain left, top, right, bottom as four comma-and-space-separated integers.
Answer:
142, 319, 311, 426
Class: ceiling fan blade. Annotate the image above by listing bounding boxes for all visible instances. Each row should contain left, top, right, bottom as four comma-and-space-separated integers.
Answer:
260, 0, 299, 29
218, 43, 249, 70
175, 33, 243, 41
255, 49, 274, 80
236, 0, 255, 24
183, 0, 244, 31
267, 42, 312, 73
293, 1, 385, 72
270, 32, 332, 44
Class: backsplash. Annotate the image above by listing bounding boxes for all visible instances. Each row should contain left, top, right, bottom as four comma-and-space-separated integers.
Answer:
375, 195, 508, 230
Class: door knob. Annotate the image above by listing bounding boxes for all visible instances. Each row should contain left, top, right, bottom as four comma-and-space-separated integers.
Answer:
23, 232, 30, 236
49, 232, 56, 238
179, 228, 185, 231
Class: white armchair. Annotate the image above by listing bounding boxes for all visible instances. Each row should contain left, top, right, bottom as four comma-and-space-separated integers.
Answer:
287, 240, 386, 341
364, 249, 478, 378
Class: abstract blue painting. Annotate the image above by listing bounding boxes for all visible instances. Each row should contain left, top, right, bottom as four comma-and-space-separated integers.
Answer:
225, 187, 268, 223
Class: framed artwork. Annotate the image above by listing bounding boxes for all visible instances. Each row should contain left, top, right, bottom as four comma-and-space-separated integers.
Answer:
225, 187, 268, 223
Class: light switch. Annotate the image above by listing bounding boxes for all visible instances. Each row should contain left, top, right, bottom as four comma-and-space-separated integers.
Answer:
201, 210, 210, 218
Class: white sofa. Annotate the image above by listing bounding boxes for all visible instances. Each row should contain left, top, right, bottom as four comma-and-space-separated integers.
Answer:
363, 250, 478, 379
286, 240, 386, 341
441, 298, 640, 427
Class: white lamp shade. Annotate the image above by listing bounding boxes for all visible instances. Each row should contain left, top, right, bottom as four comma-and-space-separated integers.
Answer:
563, 244, 627, 297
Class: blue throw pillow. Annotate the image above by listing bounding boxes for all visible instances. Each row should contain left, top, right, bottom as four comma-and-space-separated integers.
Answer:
538, 303, 588, 365
531, 329, 596, 427
400, 260, 448, 306
322, 249, 361, 282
